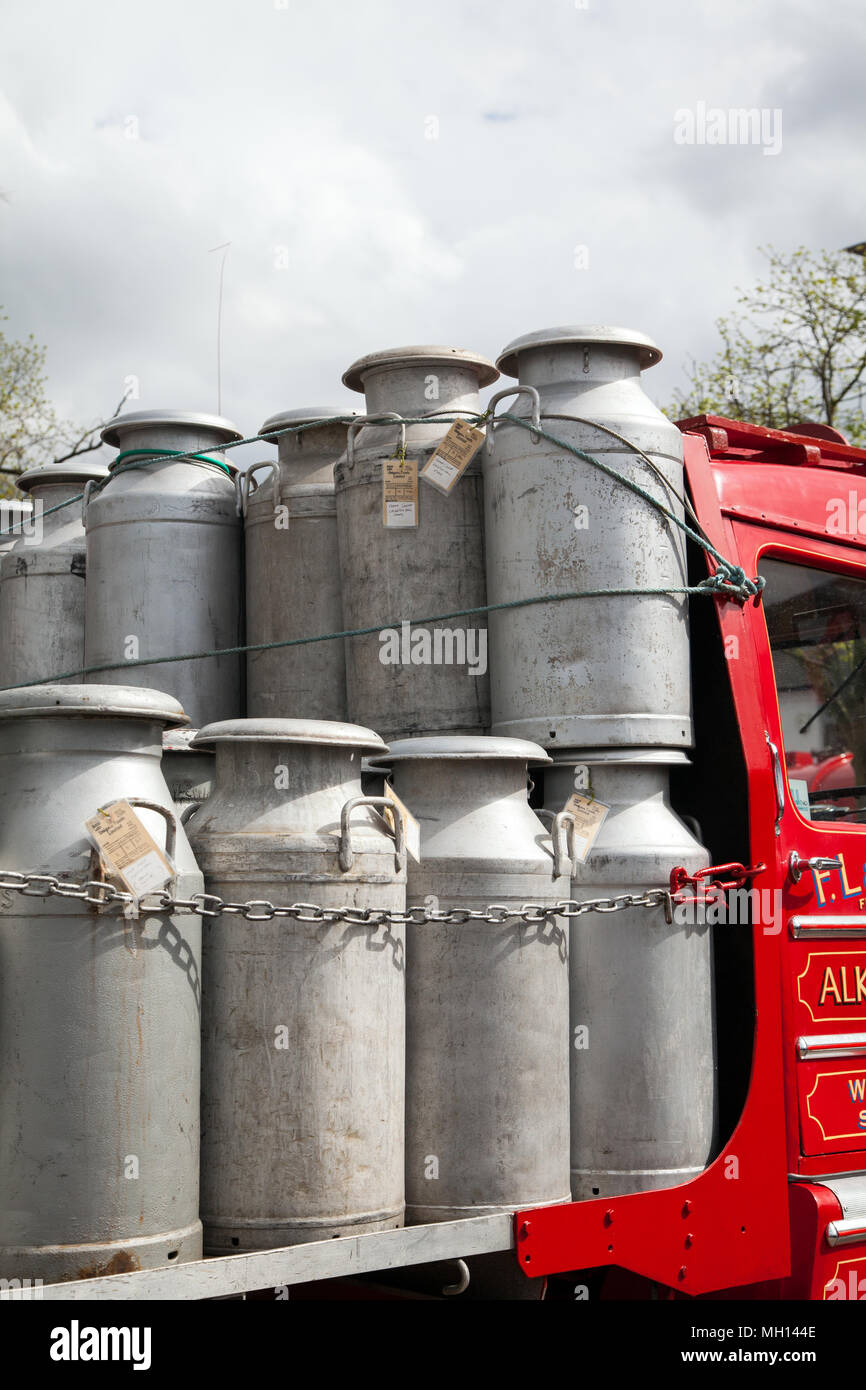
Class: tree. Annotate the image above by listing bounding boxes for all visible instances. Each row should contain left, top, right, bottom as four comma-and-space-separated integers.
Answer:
0, 311, 127, 496
667, 246, 866, 446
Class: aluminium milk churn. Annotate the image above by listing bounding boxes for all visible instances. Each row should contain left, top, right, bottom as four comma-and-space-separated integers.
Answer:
0, 458, 108, 688
187, 718, 407, 1250
245, 408, 356, 721
0, 502, 34, 666
375, 736, 572, 1221
484, 326, 692, 750
334, 346, 498, 739
162, 725, 215, 811
84, 409, 244, 728
543, 750, 717, 1198
0, 684, 204, 1282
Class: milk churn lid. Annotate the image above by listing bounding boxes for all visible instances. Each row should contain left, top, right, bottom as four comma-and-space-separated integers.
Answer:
0, 684, 189, 726
496, 325, 663, 377
258, 407, 360, 440
101, 409, 244, 448
370, 735, 551, 764
342, 346, 499, 393
191, 717, 387, 755
17, 458, 109, 492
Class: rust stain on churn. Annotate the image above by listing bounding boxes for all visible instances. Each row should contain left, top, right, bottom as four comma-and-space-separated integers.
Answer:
75, 1250, 142, 1280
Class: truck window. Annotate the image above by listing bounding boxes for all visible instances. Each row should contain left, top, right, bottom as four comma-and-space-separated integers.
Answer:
763, 556, 866, 824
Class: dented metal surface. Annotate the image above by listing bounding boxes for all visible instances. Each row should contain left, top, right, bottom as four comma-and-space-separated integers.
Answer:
0, 684, 204, 1283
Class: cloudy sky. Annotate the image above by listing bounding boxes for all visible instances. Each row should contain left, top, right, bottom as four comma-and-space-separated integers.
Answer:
1, 0, 864, 465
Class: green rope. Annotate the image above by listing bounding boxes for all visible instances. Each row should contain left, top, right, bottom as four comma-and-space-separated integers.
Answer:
95, 410, 763, 600
0, 443, 237, 538
0, 409, 765, 658
112, 448, 233, 476
0, 576, 743, 691
0, 444, 232, 539
0, 425, 323, 535
487, 412, 764, 600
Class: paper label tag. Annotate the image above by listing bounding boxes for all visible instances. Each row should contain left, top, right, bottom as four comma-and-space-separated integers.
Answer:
561, 792, 610, 864
420, 420, 485, 494
86, 800, 174, 898
383, 458, 419, 528
383, 786, 422, 863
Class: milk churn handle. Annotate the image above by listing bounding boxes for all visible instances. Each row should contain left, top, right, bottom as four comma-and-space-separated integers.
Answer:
178, 802, 201, 828
537, 808, 574, 879
339, 796, 404, 873
345, 414, 405, 471
236, 462, 279, 518
442, 1260, 470, 1296
485, 386, 542, 455
81, 478, 99, 524
122, 798, 178, 863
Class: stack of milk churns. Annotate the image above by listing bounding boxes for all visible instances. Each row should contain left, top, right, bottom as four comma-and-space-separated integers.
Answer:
0, 326, 716, 1291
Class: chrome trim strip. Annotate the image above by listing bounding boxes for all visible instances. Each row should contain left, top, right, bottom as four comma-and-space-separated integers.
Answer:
796, 1032, 866, 1060
790, 915, 866, 939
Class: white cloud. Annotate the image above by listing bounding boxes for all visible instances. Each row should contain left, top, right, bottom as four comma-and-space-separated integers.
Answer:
0, 0, 863, 448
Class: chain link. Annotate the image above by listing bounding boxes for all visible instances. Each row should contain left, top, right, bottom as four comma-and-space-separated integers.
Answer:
0, 871, 136, 907
0, 870, 675, 923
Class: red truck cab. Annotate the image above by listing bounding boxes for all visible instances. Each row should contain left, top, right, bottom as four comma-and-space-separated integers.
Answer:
517, 415, 866, 1300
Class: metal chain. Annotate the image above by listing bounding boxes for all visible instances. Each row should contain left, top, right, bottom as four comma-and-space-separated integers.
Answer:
0, 870, 674, 924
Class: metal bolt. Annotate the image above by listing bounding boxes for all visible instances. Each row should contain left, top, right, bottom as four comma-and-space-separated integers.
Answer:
519, 1221, 531, 1239
604, 1208, 614, 1226
678, 1266, 687, 1280
685, 1233, 694, 1248
682, 1200, 692, 1217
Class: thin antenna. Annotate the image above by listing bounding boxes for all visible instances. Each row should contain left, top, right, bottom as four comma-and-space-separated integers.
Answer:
208, 241, 231, 414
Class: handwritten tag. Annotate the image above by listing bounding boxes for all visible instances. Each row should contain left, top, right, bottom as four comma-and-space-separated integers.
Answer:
86, 800, 174, 897
561, 792, 609, 864
420, 420, 485, 494
383, 458, 419, 528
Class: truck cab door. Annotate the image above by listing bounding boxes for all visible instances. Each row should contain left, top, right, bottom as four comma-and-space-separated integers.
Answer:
757, 549, 866, 1175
